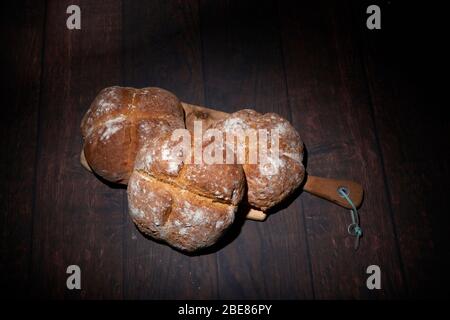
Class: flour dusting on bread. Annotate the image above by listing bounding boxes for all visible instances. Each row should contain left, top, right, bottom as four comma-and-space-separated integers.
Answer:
81, 86, 185, 184
100, 115, 126, 141
211, 109, 305, 210
81, 86, 305, 251
127, 132, 244, 252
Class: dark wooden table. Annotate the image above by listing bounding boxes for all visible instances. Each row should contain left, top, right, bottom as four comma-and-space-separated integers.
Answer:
1, 0, 448, 299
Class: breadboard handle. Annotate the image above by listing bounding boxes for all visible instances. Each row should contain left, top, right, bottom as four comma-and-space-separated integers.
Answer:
303, 175, 364, 209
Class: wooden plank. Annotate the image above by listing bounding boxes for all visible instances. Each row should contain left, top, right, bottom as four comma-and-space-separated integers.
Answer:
0, 0, 45, 298
30, 0, 124, 299
199, 0, 313, 299
353, 1, 450, 298
122, 0, 218, 299
278, 1, 405, 298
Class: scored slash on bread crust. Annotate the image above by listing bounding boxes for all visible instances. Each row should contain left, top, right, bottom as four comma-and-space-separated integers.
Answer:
128, 132, 246, 251
128, 171, 237, 252
133, 132, 246, 206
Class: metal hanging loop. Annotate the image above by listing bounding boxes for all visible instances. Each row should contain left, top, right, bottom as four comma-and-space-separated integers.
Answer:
337, 186, 362, 250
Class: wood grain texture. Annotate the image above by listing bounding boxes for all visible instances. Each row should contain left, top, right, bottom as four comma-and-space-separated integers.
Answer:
0, 0, 45, 298
353, 0, 450, 298
30, 0, 124, 299
1, 0, 447, 299
200, 0, 313, 299
278, 0, 405, 298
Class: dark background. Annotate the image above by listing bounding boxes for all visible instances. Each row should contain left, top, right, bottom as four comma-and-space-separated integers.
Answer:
1, 0, 449, 299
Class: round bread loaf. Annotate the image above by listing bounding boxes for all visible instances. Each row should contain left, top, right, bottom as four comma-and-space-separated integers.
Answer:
210, 109, 305, 211
80, 86, 185, 184
127, 132, 246, 251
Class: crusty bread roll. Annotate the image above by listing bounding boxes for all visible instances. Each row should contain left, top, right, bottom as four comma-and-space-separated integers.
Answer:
80, 86, 305, 249
80, 86, 185, 184
128, 132, 246, 251
210, 109, 305, 211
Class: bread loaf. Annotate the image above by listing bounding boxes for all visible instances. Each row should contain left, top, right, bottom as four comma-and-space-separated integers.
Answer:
80, 86, 305, 250
210, 109, 305, 211
128, 132, 246, 251
80, 86, 185, 184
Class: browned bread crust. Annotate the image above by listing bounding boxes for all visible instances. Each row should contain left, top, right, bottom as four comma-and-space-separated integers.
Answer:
80, 86, 304, 249
128, 132, 246, 251
80, 86, 185, 184
210, 109, 305, 211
